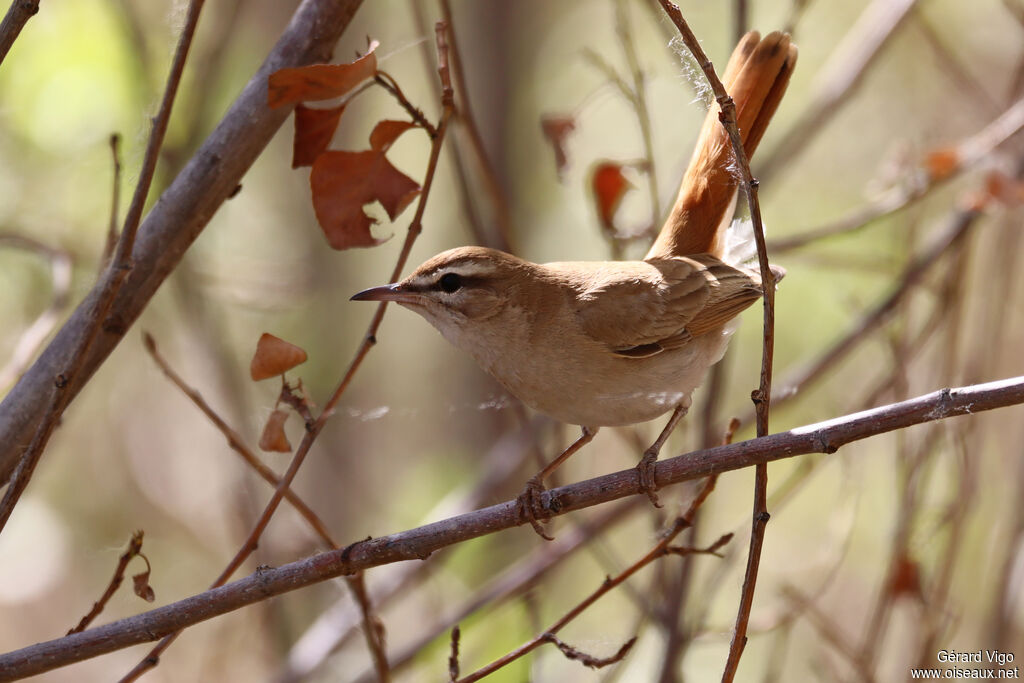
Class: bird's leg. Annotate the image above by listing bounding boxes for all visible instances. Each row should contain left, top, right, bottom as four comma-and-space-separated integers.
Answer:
516, 426, 597, 540
637, 401, 690, 507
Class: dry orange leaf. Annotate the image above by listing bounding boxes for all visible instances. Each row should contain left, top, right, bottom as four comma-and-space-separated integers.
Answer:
591, 161, 633, 231
250, 333, 308, 381
540, 114, 576, 179
924, 146, 960, 181
292, 103, 346, 168
259, 409, 292, 453
310, 120, 421, 250
369, 119, 417, 152
267, 40, 379, 108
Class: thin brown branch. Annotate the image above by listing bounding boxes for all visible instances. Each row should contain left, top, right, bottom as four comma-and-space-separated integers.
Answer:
780, 586, 872, 682
0, 0, 366, 486
758, 0, 920, 181
410, 0, 491, 248
616, 0, 661, 232
0, 0, 39, 66
352, 499, 641, 683
666, 532, 733, 558
439, 0, 514, 252
100, 133, 123, 267
733, 0, 748, 45
117, 22, 455, 681
447, 626, 460, 683
346, 573, 390, 683
456, 517, 691, 682
754, 203, 981, 427
769, 96, 1024, 253
142, 332, 338, 548
0, 0, 205, 536
0, 233, 72, 391
1, 377, 1023, 679
910, 8, 1002, 117
543, 632, 637, 670
375, 70, 437, 137
67, 531, 148, 635
279, 423, 543, 683
654, 6, 777, 680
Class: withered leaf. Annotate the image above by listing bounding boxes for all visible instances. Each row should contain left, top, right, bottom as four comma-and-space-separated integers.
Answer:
250, 333, 308, 381
369, 119, 417, 152
267, 40, 379, 108
132, 570, 155, 603
292, 103, 346, 168
309, 122, 421, 250
591, 161, 633, 231
540, 114, 576, 179
259, 409, 292, 453
924, 146, 960, 182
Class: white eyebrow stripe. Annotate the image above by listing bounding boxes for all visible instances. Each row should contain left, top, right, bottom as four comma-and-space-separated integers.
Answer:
418, 262, 495, 281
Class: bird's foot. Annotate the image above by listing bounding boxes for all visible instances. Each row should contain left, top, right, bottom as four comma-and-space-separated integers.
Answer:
515, 476, 554, 541
636, 449, 663, 508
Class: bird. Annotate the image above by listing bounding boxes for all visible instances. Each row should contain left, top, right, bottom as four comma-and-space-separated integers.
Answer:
352, 31, 797, 538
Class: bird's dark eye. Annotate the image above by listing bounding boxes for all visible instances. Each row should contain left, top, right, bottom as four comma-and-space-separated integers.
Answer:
438, 272, 462, 293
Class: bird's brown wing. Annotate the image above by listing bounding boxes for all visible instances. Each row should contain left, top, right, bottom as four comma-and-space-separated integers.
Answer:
572, 256, 763, 357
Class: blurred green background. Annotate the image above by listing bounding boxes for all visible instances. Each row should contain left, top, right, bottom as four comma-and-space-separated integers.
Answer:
0, 0, 1022, 681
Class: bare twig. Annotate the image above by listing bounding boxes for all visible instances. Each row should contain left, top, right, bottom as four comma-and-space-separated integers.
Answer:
733, 0, 748, 45
654, 6, 778, 679
0, 0, 39, 66
143, 332, 338, 548
439, 0, 515, 252
68, 531, 150, 635
147, 332, 400, 680
0, 0, 366, 485
349, 499, 641, 683
910, 8, 1002, 117
666, 532, 733, 558
756, 203, 981, 426
100, 134, 123, 267
758, 0, 920, 181
117, 22, 456, 681
346, 573, 390, 683
0, 0, 205, 536
615, 0, 661, 233
447, 626, 460, 683
0, 234, 72, 391
769, 96, 1024, 252
279, 424, 544, 683
780, 586, 872, 681
409, 0, 494, 249
455, 518, 689, 682
1, 377, 1023, 680
375, 70, 437, 138
543, 633, 637, 670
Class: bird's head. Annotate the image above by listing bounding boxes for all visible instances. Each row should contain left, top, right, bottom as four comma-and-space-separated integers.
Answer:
351, 246, 537, 343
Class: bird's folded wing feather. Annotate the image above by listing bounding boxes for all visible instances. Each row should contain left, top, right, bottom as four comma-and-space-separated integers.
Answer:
572, 256, 763, 357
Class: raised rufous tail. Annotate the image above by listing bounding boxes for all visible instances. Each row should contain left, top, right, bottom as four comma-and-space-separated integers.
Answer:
646, 31, 797, 261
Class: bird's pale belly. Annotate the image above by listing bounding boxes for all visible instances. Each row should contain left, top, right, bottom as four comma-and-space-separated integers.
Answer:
475, 327, 732, 427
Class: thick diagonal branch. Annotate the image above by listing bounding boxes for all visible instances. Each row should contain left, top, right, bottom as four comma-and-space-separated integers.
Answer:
0, 0, 364, 484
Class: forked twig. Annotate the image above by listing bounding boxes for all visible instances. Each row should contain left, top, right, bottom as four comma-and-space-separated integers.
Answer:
0, 0, 205, 536
117, 22, 455, 682
655, 5, 777, 679
1, 378, 1023, 680
143, 332, 337, 547
67, 531, 151, 635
